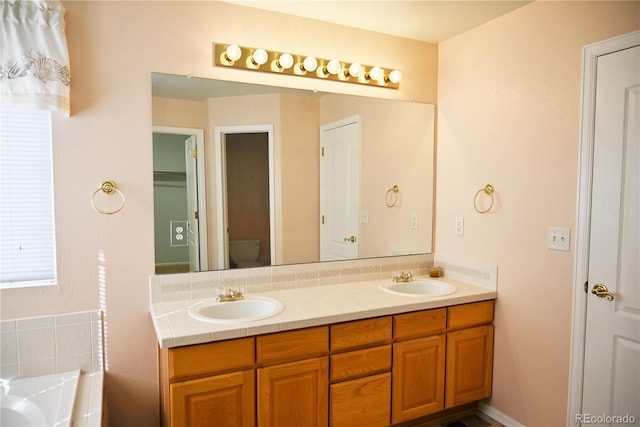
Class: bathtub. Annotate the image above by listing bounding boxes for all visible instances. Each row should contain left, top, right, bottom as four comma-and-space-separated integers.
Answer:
0, 370, 80, 427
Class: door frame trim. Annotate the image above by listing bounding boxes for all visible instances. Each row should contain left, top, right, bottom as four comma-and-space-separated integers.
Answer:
567, 30, 639, 426
152, 125, 209, 271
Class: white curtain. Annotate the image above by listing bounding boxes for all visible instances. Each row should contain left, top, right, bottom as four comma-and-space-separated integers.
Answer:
0, 0, 70, 115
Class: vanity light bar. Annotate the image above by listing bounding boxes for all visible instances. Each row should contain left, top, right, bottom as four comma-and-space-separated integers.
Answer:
214, 43, 402, 89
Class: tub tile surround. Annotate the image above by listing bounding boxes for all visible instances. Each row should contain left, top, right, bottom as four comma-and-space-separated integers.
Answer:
149, 254, 499, 348
0, 310, 105, 426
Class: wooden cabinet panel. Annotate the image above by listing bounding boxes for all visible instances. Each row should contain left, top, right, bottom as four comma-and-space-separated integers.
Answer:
330, 316, 392, 351
392, 335, 445, 424
394, 308, 446, 340
330, 372, 391, 427
447, 300, 494, 331
257, 326, 328, 365
445, 325, 494, 408
168, 338, 254, 381
170, 370, 255, 427
330, 345, 391, 382
257, 357, 328, 427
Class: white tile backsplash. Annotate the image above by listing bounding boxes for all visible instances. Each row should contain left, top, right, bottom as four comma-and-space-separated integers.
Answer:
0, 310, 104, 380
149, 254, 435, 303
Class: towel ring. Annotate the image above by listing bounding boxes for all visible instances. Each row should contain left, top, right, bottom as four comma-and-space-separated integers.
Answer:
385, 185, 400, 208
91, 181, 126, 215
473, 184, 495, 214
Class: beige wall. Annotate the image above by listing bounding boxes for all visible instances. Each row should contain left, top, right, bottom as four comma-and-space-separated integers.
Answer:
436, 2, 640, 425
0, 2, 436, 425
279, 93, 321, 264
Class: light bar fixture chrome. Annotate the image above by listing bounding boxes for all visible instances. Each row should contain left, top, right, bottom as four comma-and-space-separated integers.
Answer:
214, 43, 402, 89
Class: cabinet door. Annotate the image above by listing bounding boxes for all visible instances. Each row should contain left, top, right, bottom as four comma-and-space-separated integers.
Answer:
170, 370, 255, 427
258, 357, 328, 427
445, 324, 494, 408
330, 372, 390, 427
391, 334, 445, 424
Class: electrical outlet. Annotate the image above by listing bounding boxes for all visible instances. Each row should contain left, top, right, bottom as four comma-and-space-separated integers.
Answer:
410, 213, 418, 230
171, 221, 189, 247
547, 227, 570, 251
455, 216, 464, 236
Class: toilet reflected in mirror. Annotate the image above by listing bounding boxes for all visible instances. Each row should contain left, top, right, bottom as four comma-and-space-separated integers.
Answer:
229, 239, 264, 268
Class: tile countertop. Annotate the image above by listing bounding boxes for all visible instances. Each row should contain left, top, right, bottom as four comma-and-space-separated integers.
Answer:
150, 276, 497, 349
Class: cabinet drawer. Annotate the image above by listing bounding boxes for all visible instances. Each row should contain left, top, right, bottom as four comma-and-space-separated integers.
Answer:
447, 300, 494, 330
168, 337, 254, 381
394, 308, 446, 340
330, 316, 392, 351
330, 345, 391, 382
257, 326, 328, 365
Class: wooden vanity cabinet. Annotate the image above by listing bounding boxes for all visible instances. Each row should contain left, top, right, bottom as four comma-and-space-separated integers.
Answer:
160, 337, 255, 427
256, 326, 329, 427
159, 300, 495, 427
329, 316, 392, 427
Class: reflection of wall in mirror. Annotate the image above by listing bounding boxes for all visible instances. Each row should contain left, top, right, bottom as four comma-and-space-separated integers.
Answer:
321, 95, 434, 257
152, 133, 190, 272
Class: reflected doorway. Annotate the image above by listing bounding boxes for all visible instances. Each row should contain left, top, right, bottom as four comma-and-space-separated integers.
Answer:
152, 126, 208, 274
215, 125, 275, 269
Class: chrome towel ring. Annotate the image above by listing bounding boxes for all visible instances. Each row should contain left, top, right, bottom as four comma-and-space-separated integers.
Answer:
473, 184, 495, 214
91, 181, 126, 215
385, 185, 400, 207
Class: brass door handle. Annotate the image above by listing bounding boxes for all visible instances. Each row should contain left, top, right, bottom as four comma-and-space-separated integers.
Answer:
343, 236, 356, 243
591, 283, 614, 301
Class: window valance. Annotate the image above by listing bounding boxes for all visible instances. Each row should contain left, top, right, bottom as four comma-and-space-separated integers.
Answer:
0, 0, 70, 115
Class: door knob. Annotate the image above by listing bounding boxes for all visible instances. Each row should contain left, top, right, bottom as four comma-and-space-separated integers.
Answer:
343, 236, 356, 243
591, 283, 614, 301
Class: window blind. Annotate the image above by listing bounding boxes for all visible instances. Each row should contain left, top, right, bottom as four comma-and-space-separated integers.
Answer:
0, 109, 57, 287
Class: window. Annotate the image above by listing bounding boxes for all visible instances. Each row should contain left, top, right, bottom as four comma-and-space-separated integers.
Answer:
0, 109, 57, 288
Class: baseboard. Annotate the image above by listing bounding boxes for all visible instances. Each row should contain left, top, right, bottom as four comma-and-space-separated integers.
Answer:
478, 402, 526, 427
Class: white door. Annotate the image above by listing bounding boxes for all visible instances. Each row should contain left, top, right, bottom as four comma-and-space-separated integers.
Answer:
581, 45, 640, 423
184, 135, 200, 271
320, 117, 359, 261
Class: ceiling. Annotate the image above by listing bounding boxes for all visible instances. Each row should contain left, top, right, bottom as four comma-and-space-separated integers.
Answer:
219, 0, 533, 44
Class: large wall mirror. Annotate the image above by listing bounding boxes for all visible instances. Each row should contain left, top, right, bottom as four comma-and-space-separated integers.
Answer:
151, 72, 434, 274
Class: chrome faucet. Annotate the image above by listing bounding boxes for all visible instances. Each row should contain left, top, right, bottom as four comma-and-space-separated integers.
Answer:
393, 271, 414, 283
216, 287, 244, 302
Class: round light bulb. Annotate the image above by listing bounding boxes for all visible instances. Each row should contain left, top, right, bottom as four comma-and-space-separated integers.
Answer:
326, 59, 341, 75
278, 53, 294, 70
388, 69, 403, 84
225, 44, 242, 62
303, 56, 318, 72
252, 48, 268, 65
348, 63, 362, 78
368, 66, 382, 81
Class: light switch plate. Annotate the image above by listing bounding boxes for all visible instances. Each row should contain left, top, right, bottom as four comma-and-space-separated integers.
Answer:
455, 217, 464, 236
547, 227, 570, 251
361, 210, 369, 224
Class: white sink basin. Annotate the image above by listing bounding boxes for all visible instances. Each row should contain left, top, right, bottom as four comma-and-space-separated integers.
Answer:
378, 279, 456, 297
188, 296, 284, 324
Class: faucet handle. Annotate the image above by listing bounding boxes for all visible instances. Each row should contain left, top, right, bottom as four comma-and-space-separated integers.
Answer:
393, 271, 414, 283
